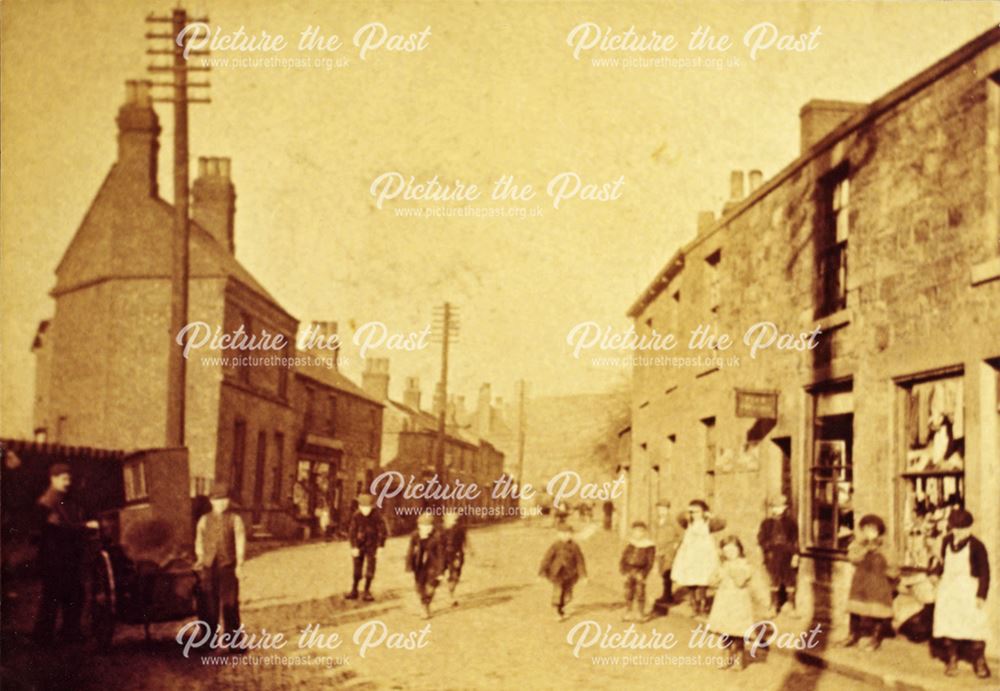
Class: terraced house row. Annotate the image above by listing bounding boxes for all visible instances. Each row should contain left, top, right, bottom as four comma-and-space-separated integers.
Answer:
624, 28, 1000, 652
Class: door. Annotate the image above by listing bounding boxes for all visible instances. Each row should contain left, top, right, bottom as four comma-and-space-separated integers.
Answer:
252, 431, 267, 524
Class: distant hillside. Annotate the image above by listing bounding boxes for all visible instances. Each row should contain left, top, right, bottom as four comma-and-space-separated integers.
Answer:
516, 390, 629, 491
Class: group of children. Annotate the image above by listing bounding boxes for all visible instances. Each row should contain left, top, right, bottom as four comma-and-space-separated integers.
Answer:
537, 497, 992, 678
344, 496, 468, 620
341, 493, 991, 678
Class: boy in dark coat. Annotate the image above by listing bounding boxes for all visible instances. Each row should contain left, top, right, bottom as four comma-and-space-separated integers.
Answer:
758, 495, 799, 616
441, 509, 468, 607
620, 521, 656, 621
346, 494, 388, 601
539, 524, 588, 621
839, 513, 897, 651
931, 509, 991, 679
406, 513, 445, 619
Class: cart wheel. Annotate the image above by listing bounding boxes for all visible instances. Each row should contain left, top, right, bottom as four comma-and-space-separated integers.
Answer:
91, 549, 116, 650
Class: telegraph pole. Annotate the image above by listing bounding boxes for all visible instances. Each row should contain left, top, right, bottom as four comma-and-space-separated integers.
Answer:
515, 379, 527, 488
431, 303, 459, 479
145, 8, 211, 447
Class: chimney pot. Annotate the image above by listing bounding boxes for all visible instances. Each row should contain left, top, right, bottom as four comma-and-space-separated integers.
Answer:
198, 157, 208, 177
125, 80, 138, 104
729, 170, 745, 201
218, 158, 231, 179
748, 169, 763, 193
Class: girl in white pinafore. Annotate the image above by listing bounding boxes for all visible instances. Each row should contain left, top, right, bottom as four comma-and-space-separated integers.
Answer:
672, 499, 725, 616
932, 509, 991, 679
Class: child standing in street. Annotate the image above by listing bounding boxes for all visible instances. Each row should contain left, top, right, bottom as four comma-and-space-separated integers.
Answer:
619, 521, 656, 621
441, 509, 469, 607
932, 509, 991, 679
672, 499, 726, 616
839, 514, 897, 651
539, 523, 587, 621
757, 495, 800, 616
707, 536, 755, 672
653, 499, 683, 614
346, 494, 388, 601
406, 512, 445, 620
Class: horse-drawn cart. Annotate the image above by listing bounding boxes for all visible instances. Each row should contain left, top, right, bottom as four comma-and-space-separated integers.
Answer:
1, 442, 204, 649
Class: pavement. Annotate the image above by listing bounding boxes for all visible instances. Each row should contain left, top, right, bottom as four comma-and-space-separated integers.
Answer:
1, 518, 993, 690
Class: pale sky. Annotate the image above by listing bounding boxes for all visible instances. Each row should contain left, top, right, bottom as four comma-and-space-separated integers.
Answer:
2, 0, 997, 437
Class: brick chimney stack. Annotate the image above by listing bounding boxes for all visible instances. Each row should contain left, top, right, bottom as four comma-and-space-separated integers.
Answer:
193, 156, 237, 253
115, 80, 160, 197
403, 377, 422, 410
476, 383, 492, 436
799, 100, 866, 154
362, 357, 390, 401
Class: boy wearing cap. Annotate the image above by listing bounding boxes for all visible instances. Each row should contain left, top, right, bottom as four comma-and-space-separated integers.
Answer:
33, 463, 98, 644
932, 509, 991, 679
441, 509, 469, 607
346, 494, 388, 601
194, 483, 246, 646
758, 495, 800, 616
406, 513, 445, 619
839, 513, 896, 651
539, 523, 588, 621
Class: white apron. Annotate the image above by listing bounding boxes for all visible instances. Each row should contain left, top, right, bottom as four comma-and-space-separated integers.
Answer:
932, 540, 989, 640
671, 520, 719, 587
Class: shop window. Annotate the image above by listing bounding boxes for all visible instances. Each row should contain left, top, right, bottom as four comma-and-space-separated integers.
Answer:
816, 169, 849, 317
809, 385, 854, 550
899, 372, 965, 568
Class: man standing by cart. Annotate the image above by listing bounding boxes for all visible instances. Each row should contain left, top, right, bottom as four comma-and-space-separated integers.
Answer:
194, 483, 246, 649
33, 462, 98, 645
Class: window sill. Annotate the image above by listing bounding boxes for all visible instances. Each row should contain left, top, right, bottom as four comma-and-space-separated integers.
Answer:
813, 307, 852, 332
971, 257, 1000, 286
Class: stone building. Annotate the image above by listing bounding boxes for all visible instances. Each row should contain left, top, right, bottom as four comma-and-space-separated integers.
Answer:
30, 81, 381, 539
626, 28, 1000, 649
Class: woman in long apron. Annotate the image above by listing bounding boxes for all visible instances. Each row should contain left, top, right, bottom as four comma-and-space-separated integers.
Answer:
932, 509, 991, 679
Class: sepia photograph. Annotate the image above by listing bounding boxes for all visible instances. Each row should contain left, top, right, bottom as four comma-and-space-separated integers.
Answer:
1, 1, 999, 689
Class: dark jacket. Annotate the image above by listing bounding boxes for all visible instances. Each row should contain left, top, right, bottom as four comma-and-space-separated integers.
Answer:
406, 531, 445, 581
441, 525, 467, 559
620, 540, 656, 577
932, 534, 990, 600
847, 537, 897, 618
348, 510, 388, 552
36, 488, 88, 572
539, 540, 587, 585
758, 513, 799, 554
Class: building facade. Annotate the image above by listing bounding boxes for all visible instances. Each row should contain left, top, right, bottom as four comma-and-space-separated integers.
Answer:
360, 358, 515, 532
627, 29, 1000, 650
31, 81, 382, 539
